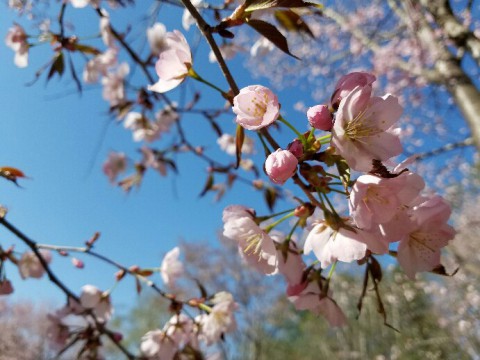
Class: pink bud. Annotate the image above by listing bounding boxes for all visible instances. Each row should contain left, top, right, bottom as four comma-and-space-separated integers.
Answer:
287, 139, 304, 158
72, 258, 84, 269
0, 280, 14, 295
265, 149, 298, 185
330, 72, 376, 107
307, 105, 333, 131
112, 332, 123, 342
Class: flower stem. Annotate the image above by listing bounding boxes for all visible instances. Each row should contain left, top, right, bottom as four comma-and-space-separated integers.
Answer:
279, 116, 306, 145
264, 212, 295, 233
188, 68, 228, 96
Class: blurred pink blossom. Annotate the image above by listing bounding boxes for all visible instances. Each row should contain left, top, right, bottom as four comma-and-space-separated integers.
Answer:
148, 30, 192, 93
5, 24, 29, 68
18, 250, 52, 279
160, 247, 184, 289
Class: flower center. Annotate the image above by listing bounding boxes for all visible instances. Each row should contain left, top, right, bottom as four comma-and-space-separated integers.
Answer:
344, 108, 382, 141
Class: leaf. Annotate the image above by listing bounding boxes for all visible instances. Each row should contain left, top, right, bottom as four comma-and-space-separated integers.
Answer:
199, 173, 214, 197
73, 43, 101, 55
264, 186, 277, 211
247, 19, 299, 59
245, 0, 322, 12
0, 166, 27, 186
335, 158, 350, 191
430, 264, 459, 277
47, 52, 65, 81
274, 10, 314, 37
235, 125, 244, 169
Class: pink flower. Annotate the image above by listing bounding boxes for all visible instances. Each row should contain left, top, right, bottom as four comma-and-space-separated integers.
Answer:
160, 247, 184, 289
307, 105, 333, 131
103, 152, 127, 183
217, 133, 254, 156
288, 282, 347, 327
18, 250, 52, 279
397, 195, 455, 279
275, 239, 306, 287
5, 24, 29, 68
79, 285, 113, 322
331, 85, 403, 172
349, 172, 425, 230
147, 23, 168, 55
330, 71, 376, 106
83, 48, 118, 83
233, 85, 280, 130
163, 313, 196, 348
197, 292, 238, 345
265, 149, 298, 185
148, 30, 192, 93
101, 63, 129, 106
222, 206, 278, 274
0, 279, 14, 295
304, 220, 367, 268
141, 147, 167, 176
140, 329, 177, 359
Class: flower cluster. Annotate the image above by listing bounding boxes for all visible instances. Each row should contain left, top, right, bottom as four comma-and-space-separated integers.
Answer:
225, 72, 455, 326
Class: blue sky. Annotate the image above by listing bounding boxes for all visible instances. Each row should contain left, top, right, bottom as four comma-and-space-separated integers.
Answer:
0, 2, 300, 309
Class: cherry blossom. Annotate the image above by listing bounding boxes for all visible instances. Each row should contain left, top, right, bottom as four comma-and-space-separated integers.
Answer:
79, 284, 113, 322
197, 292, 238, 345
233, 85, 280, 130
18, 250, 52, 279
160, 247, 184, 289
5, 24, 29, 68
288, 281, 347, 327
141, 147, 167, 176
304, 220, 367, 268
103, 152, 127, 183
147, 23, 168, 55
307, 104, 333, 131
397, 195, 455, 279
331, 85, 403, 172
287, 138, 304, 159
330, 71, 376, 107
349, 171, 425, 230
140, 329, 177, 360
83, 48, 118, 84
101, 63, 129, 107
148, 30, 192, 94
217, 134, 254, 156
222, 206, 278, 274
182, 0, 203, 31
264, 149, 298, 185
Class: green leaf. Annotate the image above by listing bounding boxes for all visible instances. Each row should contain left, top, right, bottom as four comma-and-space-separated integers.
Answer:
247, 19, 299, 59
335, 158, 350, 191
245, 0, 322, 12
274, 10, 314, 37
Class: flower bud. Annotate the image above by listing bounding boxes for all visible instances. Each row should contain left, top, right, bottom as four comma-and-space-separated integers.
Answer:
287, 138, 304, 159
307, 105, 333, 131
265, 149, 298, 185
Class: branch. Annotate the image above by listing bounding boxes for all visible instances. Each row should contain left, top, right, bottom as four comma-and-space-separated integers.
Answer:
0, 217, 137, 360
